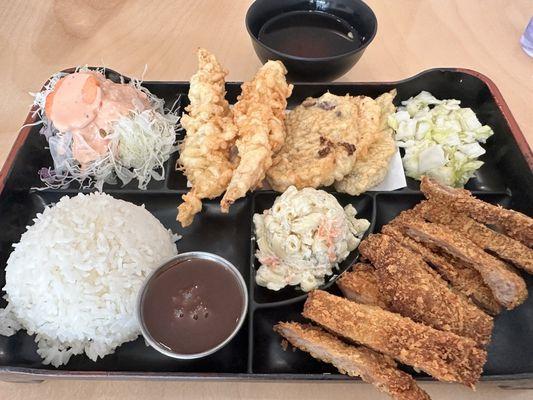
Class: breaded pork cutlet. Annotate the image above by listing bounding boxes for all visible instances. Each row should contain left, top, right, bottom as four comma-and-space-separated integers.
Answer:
415, 201, 533, 274
339, 261, 501, 327
420, 176, 533, 248
337, 264, 383, 304
337, 263, 387, 308
357, 234, 493, 346
303, 290, 486, 388
400, 219, 528, 310
384, 215, 502, 315
337, 265, 489, 331
274, 322, 430, 400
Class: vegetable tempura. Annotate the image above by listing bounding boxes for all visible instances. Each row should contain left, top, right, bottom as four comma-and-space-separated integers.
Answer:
220, 60, 292, 212
177, 49, 238, 227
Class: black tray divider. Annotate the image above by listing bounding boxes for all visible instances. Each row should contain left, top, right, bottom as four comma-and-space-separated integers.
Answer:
163, 150, 179, 191
247, 192, 258, 374
369, 192, 378, 233
163, 92, 186, 191
31, 187, 190, 196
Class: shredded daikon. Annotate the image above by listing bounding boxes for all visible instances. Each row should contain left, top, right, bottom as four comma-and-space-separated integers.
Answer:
31, 67, 179, 190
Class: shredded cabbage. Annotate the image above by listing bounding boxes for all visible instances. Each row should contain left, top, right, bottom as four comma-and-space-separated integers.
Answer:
32, 68, 179, 190
388, 91, 494, 187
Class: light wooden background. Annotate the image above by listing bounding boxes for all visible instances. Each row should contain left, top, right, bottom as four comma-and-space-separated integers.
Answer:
0, 1, 532, 399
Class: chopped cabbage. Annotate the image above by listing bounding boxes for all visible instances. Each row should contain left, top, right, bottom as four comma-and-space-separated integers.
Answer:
388, 91, 494, 187
418, 145, 446, 173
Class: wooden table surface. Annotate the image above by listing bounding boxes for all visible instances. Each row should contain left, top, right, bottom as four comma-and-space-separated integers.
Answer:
0, 0, 532, 399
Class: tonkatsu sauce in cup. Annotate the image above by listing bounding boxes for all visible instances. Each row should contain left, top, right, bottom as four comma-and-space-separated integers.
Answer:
138, 252, 247, 359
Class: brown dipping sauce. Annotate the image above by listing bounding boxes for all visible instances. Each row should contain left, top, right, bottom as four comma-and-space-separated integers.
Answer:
141, 257, 245, 355
258, 11, 361, 58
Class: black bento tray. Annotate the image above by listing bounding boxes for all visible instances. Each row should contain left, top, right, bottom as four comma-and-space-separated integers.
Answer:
1, 68, 532, 387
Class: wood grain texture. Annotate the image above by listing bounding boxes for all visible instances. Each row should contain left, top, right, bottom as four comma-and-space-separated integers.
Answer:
0, 0, 532, 398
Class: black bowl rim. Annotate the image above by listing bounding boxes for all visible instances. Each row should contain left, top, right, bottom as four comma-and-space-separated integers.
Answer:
245, 0, 378, 62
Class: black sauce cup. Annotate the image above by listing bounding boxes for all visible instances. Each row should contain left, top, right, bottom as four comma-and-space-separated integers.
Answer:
245, 0, 377, 82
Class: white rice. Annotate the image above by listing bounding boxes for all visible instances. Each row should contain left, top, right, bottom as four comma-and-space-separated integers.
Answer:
0, 193, 178, 367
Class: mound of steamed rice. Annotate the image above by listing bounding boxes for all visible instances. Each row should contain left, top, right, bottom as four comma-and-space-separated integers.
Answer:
0, 193, 178, 367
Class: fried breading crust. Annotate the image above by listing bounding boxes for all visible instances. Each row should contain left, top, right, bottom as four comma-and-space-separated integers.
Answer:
385, 211, 502, 315
220, 61, 292, 211
338, 265, 382, 302
400, 219, 528, 310
358, 234, 493, 346
266, 93, 380, 192
303, 290, 486, 388
415, 201, 533, 274
177, 49, 237, 226
339, 265, 497, 338
274, 322, 430, 400
337, 263, 387, 308
335, 90, 397, 195
420, 177, 533, 248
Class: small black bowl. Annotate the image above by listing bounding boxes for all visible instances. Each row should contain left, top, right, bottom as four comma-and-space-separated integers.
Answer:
245, 0, 377, 82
